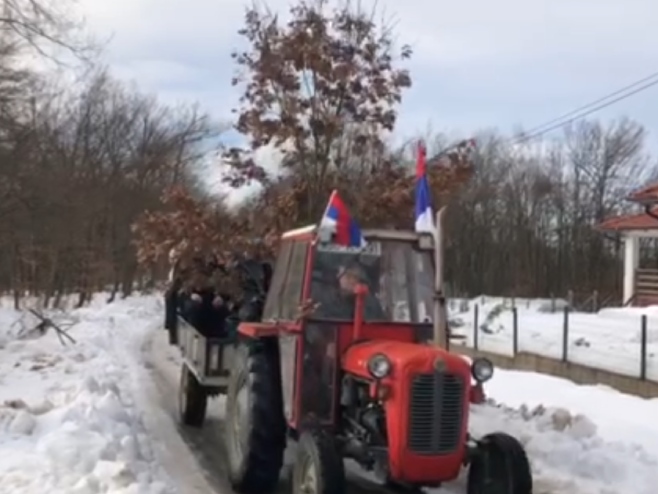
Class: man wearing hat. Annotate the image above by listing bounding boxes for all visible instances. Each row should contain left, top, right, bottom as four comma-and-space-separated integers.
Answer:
319, 262, 386, 320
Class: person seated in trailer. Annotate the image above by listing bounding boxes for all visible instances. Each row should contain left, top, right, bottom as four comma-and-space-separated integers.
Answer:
179, 255, 231, 337
235, 257, 272, 322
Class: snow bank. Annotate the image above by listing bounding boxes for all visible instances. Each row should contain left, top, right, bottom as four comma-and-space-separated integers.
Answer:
473, 368, 658, 494
469, 402, 657, 494
0, 295, 174, 494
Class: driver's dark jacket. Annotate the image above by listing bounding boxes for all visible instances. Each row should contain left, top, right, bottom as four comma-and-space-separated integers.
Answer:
316, 289, 386, 320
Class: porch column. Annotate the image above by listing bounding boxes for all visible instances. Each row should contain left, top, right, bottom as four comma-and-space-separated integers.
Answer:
623, 234, 640, 304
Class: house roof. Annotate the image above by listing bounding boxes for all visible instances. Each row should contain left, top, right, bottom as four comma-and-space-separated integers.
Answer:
628, 182, 658, 205
598, 208, 658, 231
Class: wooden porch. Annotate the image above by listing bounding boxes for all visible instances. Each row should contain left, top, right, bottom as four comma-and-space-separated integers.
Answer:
633, 268, 658, 306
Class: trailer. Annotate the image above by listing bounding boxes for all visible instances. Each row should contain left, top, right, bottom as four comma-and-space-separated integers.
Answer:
176, 315, 237, 426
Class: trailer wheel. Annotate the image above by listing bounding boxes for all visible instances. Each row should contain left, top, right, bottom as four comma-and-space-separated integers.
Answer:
467, 432, 532, 494
293, 429, 345, 494
168, 325, 178, 345
178, 365, 207, 427
164, 289, 178, 344
225, 342, 286, 493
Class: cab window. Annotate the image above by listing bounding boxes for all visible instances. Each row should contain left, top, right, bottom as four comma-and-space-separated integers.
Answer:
309, 243, 384, 321
279, 241, 309, 320
263, 240, 292, 320
309, 240, 433, 323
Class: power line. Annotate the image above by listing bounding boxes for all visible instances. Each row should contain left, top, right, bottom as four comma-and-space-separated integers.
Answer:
519, 71, 658, 137
513, 72, 658, 145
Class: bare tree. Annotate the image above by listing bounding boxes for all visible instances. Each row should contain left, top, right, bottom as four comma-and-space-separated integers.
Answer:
0, 0, 94, 60
0, 67, 215, 306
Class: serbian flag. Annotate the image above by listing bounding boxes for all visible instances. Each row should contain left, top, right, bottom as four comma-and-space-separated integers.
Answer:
320, 190, 366, 247
414, 141, 434, 233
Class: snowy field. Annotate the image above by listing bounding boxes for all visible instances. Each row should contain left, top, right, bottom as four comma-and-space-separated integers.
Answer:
449, 296, 658, 381
0, 295, 656, 493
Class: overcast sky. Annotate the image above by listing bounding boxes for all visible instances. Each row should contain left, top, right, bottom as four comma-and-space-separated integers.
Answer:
75, 0, 658, 201
76, 0, 657, 136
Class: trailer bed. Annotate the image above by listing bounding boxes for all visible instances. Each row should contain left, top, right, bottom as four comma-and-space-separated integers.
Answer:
176, 315, 235, 391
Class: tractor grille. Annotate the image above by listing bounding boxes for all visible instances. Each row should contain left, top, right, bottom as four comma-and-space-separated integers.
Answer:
408, 372, 465, 455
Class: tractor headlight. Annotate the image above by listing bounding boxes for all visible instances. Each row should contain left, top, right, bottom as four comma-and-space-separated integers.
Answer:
471, 358, 494, 382
367, 354, 392, 379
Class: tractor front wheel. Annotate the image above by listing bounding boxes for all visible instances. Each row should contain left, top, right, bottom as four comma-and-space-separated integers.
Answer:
178, 365, 207, 427
467, 432, 532, 494
293, 429, 345, 494
225, 341, 286, 493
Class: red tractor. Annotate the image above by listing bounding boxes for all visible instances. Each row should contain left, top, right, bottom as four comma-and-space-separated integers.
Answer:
215, 225, 532, 494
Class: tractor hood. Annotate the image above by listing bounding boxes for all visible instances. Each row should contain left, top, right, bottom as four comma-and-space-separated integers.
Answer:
341, 340, 471, 380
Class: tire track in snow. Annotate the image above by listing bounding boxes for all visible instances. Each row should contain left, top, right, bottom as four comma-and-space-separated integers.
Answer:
117, 320, 224, 494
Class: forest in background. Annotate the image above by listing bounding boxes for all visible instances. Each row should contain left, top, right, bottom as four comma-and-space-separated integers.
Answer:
0, 0, 655, 308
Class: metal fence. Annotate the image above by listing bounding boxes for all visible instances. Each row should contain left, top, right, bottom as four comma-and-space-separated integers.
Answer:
463, 303, 655, 382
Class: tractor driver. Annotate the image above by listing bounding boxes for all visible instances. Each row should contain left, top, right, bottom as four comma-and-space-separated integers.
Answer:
320, 263, 387, 320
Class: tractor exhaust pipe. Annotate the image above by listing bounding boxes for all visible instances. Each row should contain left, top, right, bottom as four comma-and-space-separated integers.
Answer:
433, 207, 449, 348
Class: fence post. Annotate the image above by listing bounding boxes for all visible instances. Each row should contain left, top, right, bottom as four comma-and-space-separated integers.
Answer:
592, 290, 599, 313
551, 293, 556, 313
473, 304, 479, 350
512, 307, 518, 355
562, 306, 569, 362
640, 315, 647, 380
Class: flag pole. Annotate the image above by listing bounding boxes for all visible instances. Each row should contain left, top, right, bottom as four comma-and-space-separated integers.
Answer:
433, 206, 448, 348
318, 190, 338, 243
320, 190, 337, 222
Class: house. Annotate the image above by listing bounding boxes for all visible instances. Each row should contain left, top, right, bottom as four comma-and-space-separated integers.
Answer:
598, 183, 658, 306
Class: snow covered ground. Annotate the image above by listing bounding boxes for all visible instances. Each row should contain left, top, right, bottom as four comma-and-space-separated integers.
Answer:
0, 294, 656, 493
449, 296, 658, 380
0, 295, 178, 494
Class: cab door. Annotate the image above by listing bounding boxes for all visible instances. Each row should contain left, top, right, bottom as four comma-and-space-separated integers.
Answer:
262, 239, 310, 427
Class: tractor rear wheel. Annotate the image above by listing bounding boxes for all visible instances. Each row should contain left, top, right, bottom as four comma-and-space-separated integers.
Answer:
225, 341, 286, 493
293, 429, 345, 494
178, 365, 207, 427
467, 432, 532, 494
168, 325, 178, 345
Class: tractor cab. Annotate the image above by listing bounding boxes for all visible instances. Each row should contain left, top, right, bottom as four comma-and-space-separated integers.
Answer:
257, 226, 437, 421
265, 225, 435, 328
309, 230, 435, 327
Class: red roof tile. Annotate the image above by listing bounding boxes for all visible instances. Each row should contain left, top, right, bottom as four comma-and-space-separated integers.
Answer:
598, 208, 658, 231
628, 183, 658, 204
